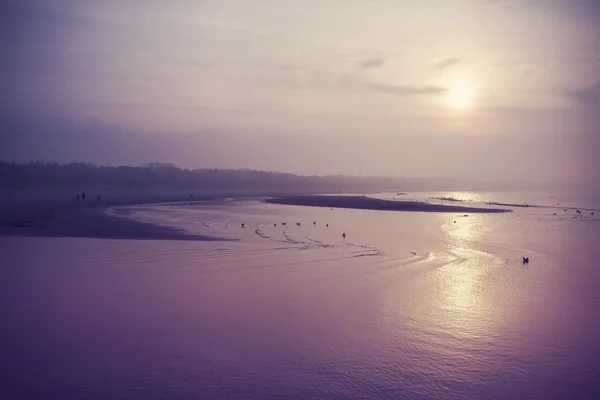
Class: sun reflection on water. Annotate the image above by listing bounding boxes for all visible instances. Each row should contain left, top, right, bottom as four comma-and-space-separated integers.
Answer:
417, 213, 506, 350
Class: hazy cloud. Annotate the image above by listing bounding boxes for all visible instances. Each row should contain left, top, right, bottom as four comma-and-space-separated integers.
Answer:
363, 81, 445, 96
483, 0, 600, 21
308, 73, 446, 97
359, 57, 385, 69
431, 57, 461, 70
567, 81, 600, 107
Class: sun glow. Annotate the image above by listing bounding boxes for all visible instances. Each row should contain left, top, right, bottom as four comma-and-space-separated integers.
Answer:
446, 77, 476, 110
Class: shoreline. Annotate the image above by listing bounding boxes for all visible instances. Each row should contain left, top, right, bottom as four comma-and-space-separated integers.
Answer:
265, 195, 511, 213
0, 192, 513, 241
0, 201, 225, 241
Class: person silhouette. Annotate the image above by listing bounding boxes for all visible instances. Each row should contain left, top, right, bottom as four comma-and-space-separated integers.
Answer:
81, 192, 86, 202
76, 194, 80, 201
97, 193, 101, 203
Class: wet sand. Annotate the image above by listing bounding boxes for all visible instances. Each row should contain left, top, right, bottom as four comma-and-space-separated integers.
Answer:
0, 204, 224, 241
266, 195, 511, 213
0, 191, 233, 241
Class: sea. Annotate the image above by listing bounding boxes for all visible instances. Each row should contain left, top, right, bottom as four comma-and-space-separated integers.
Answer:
1, 190, 599, 399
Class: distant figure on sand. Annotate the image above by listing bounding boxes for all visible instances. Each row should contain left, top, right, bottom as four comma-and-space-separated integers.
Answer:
313, 221, 316, 225
76, 194, 80, 201
241, 223, 245, 228
326, 224, 328, 227
81, 192, 86, 202
296, 222, 301, 226
97, 193, 101, 203
342, 232, 346, 239
522, 257, 529, 264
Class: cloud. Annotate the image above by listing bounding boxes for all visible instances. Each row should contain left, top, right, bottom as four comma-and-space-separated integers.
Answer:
565, 81, 600, 108
308, 72, 446, 97
482, 0, 600, 21
361, 81, 445, 96
359, 57, 385, 69
431, 57, 461, 70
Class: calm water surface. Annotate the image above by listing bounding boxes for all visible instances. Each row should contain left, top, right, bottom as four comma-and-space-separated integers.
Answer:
1, 191, 599, 399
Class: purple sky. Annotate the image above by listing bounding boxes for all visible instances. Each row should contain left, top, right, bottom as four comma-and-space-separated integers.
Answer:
1, 0, 599, 182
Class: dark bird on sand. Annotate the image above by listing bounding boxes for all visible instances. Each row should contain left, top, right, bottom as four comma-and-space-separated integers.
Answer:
342, 232, 346, 238
326, 224, 329, 227
241, 223, 245, 228
282, 222, 286, 225
523, 257, 529, 264
296, 222, 301, 226
313, 221, 316, 225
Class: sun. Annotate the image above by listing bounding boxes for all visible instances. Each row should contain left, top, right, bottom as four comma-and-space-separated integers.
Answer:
446, 77, 476, 110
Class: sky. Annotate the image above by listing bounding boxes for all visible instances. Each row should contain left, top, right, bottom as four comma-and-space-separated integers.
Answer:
1, 0, 599, 183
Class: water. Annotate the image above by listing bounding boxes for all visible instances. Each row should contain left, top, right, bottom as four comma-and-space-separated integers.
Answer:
1, 191, 599, 399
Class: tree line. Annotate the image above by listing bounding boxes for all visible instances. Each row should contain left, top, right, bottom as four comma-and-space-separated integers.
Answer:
0, 161, 412, 193
1, 160, 553, 192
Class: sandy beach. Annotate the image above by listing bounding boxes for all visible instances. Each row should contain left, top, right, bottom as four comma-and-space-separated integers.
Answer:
0, 191, 230, 241
266, 195, 511, 213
